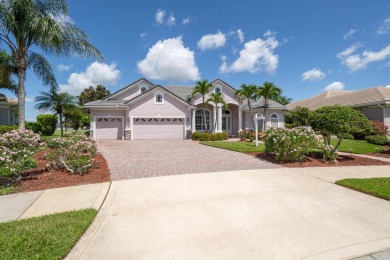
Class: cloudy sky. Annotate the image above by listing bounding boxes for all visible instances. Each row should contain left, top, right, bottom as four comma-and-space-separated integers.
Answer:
2, 0, 390, 121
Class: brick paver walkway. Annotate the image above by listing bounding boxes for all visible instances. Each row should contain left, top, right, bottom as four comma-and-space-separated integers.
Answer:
97, 140, 281, 180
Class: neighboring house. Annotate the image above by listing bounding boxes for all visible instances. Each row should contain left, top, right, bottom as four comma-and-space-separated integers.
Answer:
0, 93, 18, 125
287, 86, 390, 127
83, 78, 287, 140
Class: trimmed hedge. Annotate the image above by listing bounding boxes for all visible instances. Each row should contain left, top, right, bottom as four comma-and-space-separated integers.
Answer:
37, 114, 58, 136
25, 121, 40, 133
0, 125, 18, 134
199, 132, 211, 141
192, 131, 228, 141
365, 135, 390, 145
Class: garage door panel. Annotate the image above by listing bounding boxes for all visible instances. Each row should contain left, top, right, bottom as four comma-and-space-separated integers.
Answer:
133, 118, 183, 140
96, 118, 122, 140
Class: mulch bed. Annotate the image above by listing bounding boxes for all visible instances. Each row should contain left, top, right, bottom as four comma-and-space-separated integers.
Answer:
249, 152, 390, 167
367, 148, 390, 159
13, 150, 111, 193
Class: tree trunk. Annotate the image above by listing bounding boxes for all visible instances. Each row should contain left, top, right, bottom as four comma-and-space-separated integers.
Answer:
263, 107, 267, 132
17, 68, 26, 130
248, 98, 255, 130
203, 96, 207, 131
59, 113, 64, 137
333, 137, 343, 153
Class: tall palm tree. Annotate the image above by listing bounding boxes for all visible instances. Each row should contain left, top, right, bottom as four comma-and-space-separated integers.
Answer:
235, 84, 257, 129
256, 81, 282, 130
206, 92, 227, 132
35, 90, 77, 137
0, 0, 102, 130
192, 80, 212, 131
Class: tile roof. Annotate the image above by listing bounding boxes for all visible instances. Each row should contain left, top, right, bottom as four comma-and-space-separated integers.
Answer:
165, 86, 193, 101
287, 87, 390, 110
83, 99, 125, 106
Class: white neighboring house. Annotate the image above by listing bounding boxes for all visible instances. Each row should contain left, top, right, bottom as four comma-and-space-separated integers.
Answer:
83, 78, 287, 140
0, 93, 18, 125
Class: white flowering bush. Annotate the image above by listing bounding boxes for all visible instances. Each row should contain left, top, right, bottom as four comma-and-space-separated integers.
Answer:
45, 135, 97, 175
0, 130, 42, 181
322, 145, 339, 161
263, 127, 322, 162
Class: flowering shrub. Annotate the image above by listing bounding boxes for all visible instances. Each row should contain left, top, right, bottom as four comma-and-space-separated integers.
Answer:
0, 130, 42, 182
322, 145, 339, 161
263, 127, 322, 162
369, 120, 389, 136
45, 135, 97, 175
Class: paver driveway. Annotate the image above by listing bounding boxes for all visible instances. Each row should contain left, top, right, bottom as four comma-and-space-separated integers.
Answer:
97, 140, 280, 180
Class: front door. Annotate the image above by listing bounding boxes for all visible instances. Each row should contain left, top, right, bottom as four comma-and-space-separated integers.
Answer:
222, 110, 231, 134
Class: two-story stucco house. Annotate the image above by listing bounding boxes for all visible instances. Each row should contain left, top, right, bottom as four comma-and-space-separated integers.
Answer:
83, 78, 287, 140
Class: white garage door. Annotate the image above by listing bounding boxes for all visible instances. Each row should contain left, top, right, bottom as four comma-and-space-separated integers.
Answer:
96, 117, 123, 140
133, 118, 184, 140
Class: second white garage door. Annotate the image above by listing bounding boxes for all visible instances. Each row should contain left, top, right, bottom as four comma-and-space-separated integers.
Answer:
133, 118, 184, 140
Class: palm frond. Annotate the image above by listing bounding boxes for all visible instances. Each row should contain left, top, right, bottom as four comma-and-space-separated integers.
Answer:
28, 51, 57, 89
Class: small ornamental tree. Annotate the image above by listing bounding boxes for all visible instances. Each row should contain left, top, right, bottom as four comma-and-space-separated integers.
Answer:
310, 105, 372, 153
285, 106, 312, 127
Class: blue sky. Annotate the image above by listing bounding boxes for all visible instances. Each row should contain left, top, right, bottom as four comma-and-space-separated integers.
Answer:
2, 0, 390, 121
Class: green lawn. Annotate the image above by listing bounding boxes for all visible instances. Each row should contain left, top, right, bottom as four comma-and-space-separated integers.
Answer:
200, 141, 265, 153
330, 138, 384, 154
0, 185, 15, 195
0, 209, 97, 259
336, 178, 390, 200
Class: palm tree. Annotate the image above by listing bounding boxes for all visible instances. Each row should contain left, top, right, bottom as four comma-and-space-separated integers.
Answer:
0, 0, 102, 130
235, 84, 257, 129
206, 92, 227, 132
256, 82, 282, 130
192, 80, 212, 131
35, 90, 77, 137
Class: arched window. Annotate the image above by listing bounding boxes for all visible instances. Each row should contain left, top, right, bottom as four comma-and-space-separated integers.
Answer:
156, 94, 163, 103
141, 87, 147, 93
195, 109, 210, 131
215, 87, 221, 93
270, 113, 279, 127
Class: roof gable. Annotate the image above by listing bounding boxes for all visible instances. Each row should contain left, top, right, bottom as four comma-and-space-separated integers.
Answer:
103, 78, 155, 101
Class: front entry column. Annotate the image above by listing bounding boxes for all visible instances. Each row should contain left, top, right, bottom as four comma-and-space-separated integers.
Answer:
213, 105, 217, 132
238, 105, 243, 131
217, 105, 222, 132
191, 109, 196, 132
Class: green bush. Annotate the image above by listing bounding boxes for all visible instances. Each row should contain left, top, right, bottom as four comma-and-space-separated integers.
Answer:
263, 127, 322, 162
192, 131, 201, 140
199, 132, 211, 141
216, 132, 224, 141
25, 121, 40, 133
222, 132, 228, 140
210, 133, 219, 141
37, 114, 58, 136
0, 125, 18, 134
352, 131, 367, 140
284, 123, 293, 129
365, 135, 390, 145
344, 133, 355, 140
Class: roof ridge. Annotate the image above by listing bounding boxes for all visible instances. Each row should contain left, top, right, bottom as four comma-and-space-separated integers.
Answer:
375, 86, 387, 100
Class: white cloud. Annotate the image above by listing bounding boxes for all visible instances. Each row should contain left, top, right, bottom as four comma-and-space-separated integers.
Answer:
219, 55, 228, 73
182, 18, 190, 25
140, 32, 147, 39
51, 14, 74, 24
343, 28, 358, 40
25, 97, 35, 102
60, 62, 120, 95
197, 31, 226, 51
324, 81, 345, 91
221, 31, 279, 74
138, 36, 200, 82
155, 9, 165, 25
237, 29, 244, 43
301, 68, 325, 81
337, 43, 390, 71
57, 64, 73, 72
378, 17, 390, 35
385, 85, 390, 88
167, 12, 176, 27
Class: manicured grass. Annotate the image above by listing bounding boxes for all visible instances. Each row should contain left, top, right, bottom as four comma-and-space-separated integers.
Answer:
336, 178, 390, 200
200, 141, 265, 153
0, 209, 97, 259
330, 138, 384, 154
0, 185, 15, 195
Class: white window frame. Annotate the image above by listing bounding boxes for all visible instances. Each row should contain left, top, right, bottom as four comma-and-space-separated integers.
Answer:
154, 93, 164, 104
215, 87, 221, 94
270, 113, 279, 127
195, 108, 211, 131
140, 87, 147, 94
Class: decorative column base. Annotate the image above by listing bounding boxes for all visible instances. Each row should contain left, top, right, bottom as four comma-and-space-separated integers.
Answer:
124, 129, 131, 140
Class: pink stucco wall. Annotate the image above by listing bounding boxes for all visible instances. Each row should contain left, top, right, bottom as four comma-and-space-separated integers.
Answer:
111, 82, 152, 100
243, 110, 285, 130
